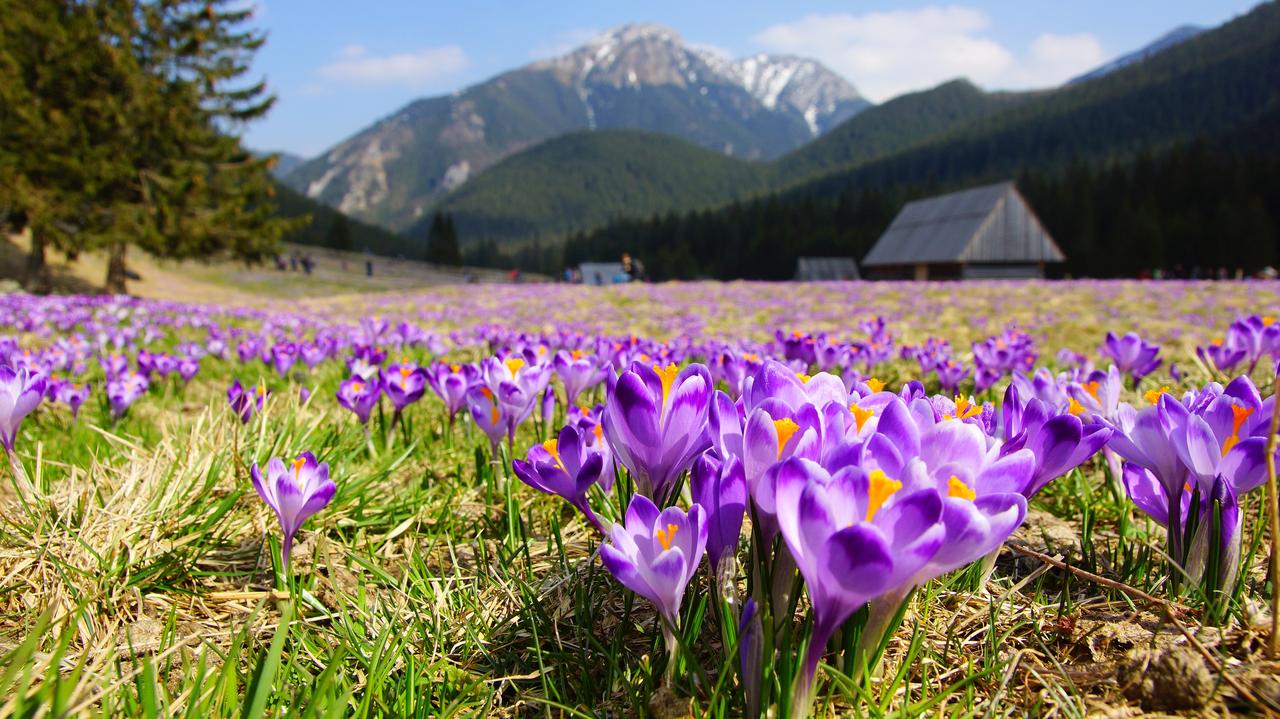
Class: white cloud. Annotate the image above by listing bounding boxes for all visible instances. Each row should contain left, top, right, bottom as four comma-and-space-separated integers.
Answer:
317, 44, 467, 88
754, 7, 1105, 102
1009, 33, 1106, 86
529, 27, 601, 59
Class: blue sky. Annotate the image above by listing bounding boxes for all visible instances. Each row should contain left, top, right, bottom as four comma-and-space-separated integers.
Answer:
242, 1, 1258, 158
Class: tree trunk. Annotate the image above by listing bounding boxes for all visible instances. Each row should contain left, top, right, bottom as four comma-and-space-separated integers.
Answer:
105, 242, 128, 295
22, 227, 52, 294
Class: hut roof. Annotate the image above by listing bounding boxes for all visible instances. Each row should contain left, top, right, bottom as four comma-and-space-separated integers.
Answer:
862, 181, 1066, 267
795, 257, 861, 281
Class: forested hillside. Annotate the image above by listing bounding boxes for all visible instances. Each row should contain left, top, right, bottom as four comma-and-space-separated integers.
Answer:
502, 2, 1280, 278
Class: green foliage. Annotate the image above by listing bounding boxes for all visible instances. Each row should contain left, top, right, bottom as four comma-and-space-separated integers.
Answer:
422, 130, 770, 248
553, 138, 1280, 280
0, 0, 296, 293
791, 1, 1280, 200
771, 80, 1033, 186
424, 212, 462, 266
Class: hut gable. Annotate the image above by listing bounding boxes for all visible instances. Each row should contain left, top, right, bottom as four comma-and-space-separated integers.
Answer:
862, 182, 1065, 271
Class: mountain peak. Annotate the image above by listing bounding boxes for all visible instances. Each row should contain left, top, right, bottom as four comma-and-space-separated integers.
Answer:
285, 22, 873, 228
533, 22, 867, 135
591, 23, 682, 46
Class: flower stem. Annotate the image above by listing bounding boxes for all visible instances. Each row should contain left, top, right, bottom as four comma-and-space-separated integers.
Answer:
1264, 378, 1280, 659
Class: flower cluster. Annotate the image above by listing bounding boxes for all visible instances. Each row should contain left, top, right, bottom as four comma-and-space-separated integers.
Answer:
513, 356, 1121, 716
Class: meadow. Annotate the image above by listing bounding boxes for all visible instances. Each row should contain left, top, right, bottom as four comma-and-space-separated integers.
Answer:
1, 279, 1279, 718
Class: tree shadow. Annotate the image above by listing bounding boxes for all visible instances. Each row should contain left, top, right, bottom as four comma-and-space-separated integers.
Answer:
0, 235, 101, 294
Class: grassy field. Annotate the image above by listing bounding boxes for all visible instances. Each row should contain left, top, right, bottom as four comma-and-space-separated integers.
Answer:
2, 279, 1279, 717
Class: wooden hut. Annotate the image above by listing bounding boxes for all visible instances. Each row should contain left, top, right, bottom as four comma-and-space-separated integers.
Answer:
861, 181, 1065, 280
794, 257, 861, 281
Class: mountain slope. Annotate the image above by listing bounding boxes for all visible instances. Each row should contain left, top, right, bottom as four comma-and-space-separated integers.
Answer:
414, 130, 767, 245
268, 151, 306, 180
273, 182, 415, 258
553, 2, 1280, 278
792, 1, 1280, 199
1068, 25, 1204, 84
427, 79, 1024, 246
282, 23, 867, 231
771, 80, 1035, 185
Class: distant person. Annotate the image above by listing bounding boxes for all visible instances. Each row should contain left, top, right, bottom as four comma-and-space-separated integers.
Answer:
301, 256, 313, 275
365, 260, 373, 277
274, 254, 286, 271
289, 254, 298, 271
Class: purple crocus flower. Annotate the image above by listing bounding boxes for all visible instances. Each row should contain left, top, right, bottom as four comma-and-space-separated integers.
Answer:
1123, 464, 1242, 597
466, 384, 510, 455
540, 385, 555, 429
599, 494, 708, 641
427, 362, 477, 422
1186, 474, 1242, 599
228, 380, 269, 424
602, 362, 712, 503
1197, 339, 1247, 374
177, 356, 200, 383
1171, 382, 1273, 496
0, 367, 46, 455
151, 353, 178, 378
336, 375, 382, 424
689, 453, 747, 573
106, 372, 149, 420
1000, 384, 1111, 498
512, 423, 607, 532
1101, 332, 1161, 382
250, 452, 337, 573
934, 358, 971, 395
773, 457, 945, 716
972, 329, 1037, 393
55, 381, 91, 419
553, 349, 609, 408
902, 421, 1031, 579
381, 361, 427, 422
99, 353, 129, 380
300, 342, 328, 369
271, 342, 298, 377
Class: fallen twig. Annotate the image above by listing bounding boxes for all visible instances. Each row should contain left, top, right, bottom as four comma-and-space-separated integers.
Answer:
1008, 541, 1278, 715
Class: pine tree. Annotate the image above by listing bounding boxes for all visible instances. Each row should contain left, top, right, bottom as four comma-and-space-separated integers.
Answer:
326, 215, 352, 252
0, 1, 127, 292
1, 0, 300, 294
425, 211, 462, 266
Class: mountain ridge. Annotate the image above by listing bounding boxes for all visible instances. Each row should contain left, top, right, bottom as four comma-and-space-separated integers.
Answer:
281, 23, 869, 231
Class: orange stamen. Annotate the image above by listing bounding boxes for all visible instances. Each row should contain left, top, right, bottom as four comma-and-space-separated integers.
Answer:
655, 523, 679, 551
654, 363, 680, 405
947, 475, 977, 501
866, 470, 902, 522
850, 404, 874, 433
773, 418, 800, 458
